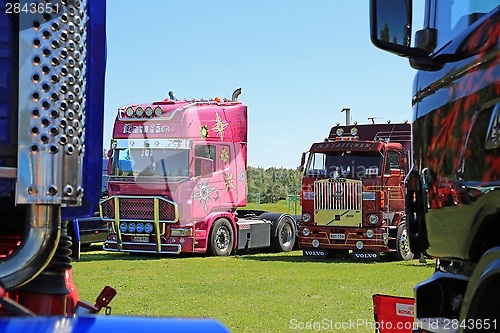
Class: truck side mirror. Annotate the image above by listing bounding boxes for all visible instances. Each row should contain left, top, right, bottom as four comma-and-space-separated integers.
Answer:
299, 152, 307, 173
369, 0, 412, 56
194, 157, 214, 178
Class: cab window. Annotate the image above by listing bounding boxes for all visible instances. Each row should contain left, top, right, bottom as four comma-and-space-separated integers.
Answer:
431, 0, 498, 53
385, 150, 400, 175
195, 145, 216, 175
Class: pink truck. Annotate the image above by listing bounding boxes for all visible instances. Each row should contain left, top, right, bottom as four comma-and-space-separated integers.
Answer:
100, 89, 297, 255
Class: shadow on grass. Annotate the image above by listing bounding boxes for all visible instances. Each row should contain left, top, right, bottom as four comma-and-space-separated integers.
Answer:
237, 253, 378, 264
238, 251, 435, 267
76, 244, 435, 268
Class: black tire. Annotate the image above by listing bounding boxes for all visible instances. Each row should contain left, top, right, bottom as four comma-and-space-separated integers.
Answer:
208, 218, 234, 256
271, 216, 296, 252
394, 223, 414, 261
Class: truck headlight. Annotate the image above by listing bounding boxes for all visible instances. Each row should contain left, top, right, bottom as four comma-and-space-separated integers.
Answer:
128, 223, 136, 233
119, 222, 128, 233
145, 223, 153, 233
136, 223, 145, 233
302, 227, 310, 236
366, 229, 374, 238
368, 214, 379, 224
312, 239, 320, 248
171, 228, 193, 237
302, 213, 311, 223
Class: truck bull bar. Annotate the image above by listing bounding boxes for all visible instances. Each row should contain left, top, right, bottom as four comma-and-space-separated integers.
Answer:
99, 196, 179, 254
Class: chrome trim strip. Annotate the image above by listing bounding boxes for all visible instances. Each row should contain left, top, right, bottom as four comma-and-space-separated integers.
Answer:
104, 241, 182, 254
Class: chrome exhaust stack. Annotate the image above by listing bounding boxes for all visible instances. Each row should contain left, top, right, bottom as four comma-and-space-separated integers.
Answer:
0, 1, 88, 291
0, 205, 60, 290
168, 91, 177, 101
232, 88, 242, 101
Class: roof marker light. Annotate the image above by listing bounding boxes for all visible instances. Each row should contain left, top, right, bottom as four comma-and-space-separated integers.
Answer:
154, 106, 163, 117
136, 107, 144, 117
125, 107, 134, 117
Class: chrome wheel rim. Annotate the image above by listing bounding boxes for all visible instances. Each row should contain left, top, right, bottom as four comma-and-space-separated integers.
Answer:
216, 226, 230, 252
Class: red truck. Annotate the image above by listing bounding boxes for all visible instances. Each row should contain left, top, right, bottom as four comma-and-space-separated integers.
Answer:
299, 121, 413, 261
370, 0, 499, 332
100, 89, 297, 255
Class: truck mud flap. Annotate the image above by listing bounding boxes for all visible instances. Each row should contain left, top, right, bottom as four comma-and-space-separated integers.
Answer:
303, 250, 327, 258
373, 294, 414, 333
352, 251, 380, 261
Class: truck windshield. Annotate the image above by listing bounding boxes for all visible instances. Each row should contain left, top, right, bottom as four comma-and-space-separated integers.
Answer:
112, 148, 189, 180
432, 0, 498, 53
305, 151, 383, 179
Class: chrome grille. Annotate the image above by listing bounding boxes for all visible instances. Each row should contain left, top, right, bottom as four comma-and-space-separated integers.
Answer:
314, 180, 362, 210
100, 196, 177, 222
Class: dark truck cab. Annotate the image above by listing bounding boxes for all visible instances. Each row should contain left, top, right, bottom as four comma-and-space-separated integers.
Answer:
370, 1, 499, 332
69, 158, 108, 259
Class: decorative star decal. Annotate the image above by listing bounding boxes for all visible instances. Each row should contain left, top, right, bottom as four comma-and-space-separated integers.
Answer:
211, 112, 229, 141
239, 171, 247, 183
192, 179, 215, 211
200, 124, 209, 139
220, 148, 229, 163
223, 171, 236, 193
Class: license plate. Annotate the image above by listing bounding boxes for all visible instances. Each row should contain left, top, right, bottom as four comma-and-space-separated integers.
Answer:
330, 233, 345, 240
132, 236, 149, 243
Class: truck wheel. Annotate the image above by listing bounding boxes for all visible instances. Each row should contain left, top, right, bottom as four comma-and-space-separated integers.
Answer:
271, 216, 296, 252
208, 218, 234, 256
395, 223, 414, 261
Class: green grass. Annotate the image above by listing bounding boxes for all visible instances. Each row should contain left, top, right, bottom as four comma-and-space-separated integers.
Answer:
73, 249, 433, 333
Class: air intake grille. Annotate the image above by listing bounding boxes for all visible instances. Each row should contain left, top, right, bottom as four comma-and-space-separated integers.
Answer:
100, 196, 177, 222
314, 179, 362, 211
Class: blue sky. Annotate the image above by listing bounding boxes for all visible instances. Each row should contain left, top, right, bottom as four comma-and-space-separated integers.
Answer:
104, 1, 424, 169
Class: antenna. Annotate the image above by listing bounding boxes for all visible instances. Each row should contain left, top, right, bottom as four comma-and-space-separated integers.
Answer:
368, 117, 375, 124
341, 107, 351, 126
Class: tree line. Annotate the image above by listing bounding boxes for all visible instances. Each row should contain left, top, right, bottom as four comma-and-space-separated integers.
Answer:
247, 166, 302, 204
